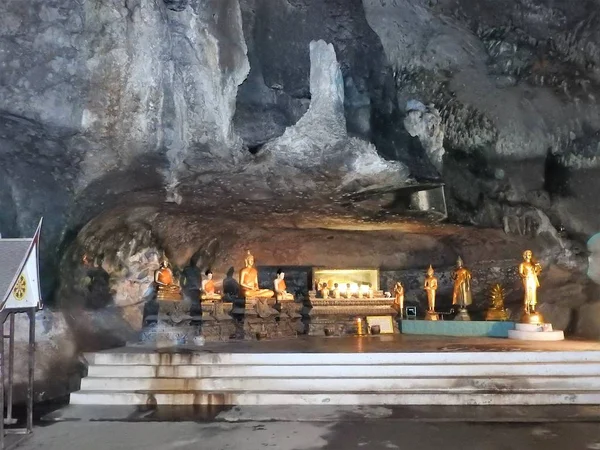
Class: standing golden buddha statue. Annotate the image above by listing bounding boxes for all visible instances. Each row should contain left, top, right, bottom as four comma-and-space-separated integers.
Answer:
393, 281, 405, 318
519, 249, 544, 324
239, 250, 274, 300
424, 265, 438, 320
154, 259, 182, 301
452, 256, 473, 321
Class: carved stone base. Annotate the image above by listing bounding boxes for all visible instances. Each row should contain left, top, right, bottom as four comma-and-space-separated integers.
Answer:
454, 308, 471, 321
140, 299, 196, 346
156, 291, 182, 301
486, 308, 509, 321
140, 322, 199, 347
425, 310, 439, 321
521, 310, 545, 325
305, 295, 398, 336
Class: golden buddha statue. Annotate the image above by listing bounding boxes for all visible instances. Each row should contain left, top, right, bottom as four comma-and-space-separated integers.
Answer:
485, 283, 509, 321
154, 260, 182, 301
367, 283, 374, 299
274, 269, 294, 301
343, 283, 351, 299
320, 282, 330, 299
332, 283, 341, 299
239, 250, 274, 300
424, 265, 438, 320
393, 281, 405, 317
452, 256, 472, 321
201, 269, 222, 301
519, 249, 544, 324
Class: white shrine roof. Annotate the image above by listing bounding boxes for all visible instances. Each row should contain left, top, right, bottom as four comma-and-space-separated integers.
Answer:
0, 239, 32, 305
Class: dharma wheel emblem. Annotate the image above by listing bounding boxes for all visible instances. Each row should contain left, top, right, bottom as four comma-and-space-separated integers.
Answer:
12, 275, 27, 301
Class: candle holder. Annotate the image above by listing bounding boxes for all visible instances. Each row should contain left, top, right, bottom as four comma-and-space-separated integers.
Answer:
356, 317, 366, 336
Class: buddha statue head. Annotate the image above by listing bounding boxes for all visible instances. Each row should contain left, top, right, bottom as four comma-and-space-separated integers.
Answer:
205, 269, 213, 280
427, 265, 434, 276
523, 249, 533, 262
456, 256, 463, 268
244, 250, 255, 268
160, 259, 170, 269
276, 269, 285, 280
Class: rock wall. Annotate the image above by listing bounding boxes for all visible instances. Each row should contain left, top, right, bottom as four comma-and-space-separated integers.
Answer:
1, 0, 600, 396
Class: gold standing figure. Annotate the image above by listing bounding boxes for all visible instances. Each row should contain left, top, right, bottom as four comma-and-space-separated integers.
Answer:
424, 265, 439, 320
393, 281, 405, 318
239, 250, 274, 299
452, 256, 472, 321
519, 250, 544, 323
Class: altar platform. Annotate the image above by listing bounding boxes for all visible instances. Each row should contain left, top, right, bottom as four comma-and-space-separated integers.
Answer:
70, 335, 600, 407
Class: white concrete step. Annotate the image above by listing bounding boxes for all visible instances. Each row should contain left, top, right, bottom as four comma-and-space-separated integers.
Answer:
84, 351, 600, 366
508, 330, 565, 341
86, 362, 600, 378
69, 390, 600, 406
79, 376, 600, 392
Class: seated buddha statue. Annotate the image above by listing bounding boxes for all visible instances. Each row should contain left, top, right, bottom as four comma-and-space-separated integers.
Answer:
154, 260, 182, 301
332, 283, 341, 299
320, 282, 330, 299
239, 250, 274, 299
274, 269, 294, 301
343, 283, 351, 299
201, 269, 222, 301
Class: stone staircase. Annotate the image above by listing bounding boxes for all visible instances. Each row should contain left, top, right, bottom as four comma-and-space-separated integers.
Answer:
70, 348, 600, 406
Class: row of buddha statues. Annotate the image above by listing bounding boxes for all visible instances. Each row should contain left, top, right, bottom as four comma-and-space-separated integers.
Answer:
316, 282, 375, 299
154, 250, 294, 302
392, 249, 542, 323
153, 248, 544, 324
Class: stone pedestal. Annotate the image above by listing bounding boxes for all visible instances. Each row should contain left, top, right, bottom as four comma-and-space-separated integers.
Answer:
306, 294, 399, 336
454, 308, 471, 321
508, 323, 565, 341
140, 299, 198, 346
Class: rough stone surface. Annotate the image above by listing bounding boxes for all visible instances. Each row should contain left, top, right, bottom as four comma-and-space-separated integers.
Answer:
2, 0, 600, 398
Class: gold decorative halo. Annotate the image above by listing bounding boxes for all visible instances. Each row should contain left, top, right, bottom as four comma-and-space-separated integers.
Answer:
12, 275, 27, 301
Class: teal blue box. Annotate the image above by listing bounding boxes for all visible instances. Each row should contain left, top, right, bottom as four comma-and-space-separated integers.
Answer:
400, 320, 515, 338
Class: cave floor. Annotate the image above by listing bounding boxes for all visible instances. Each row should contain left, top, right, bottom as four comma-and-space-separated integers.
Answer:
22, 410, 600, 450
116, 334, 600, 354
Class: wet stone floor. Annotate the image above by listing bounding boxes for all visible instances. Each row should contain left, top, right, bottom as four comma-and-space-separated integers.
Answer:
13, 411, 600, 450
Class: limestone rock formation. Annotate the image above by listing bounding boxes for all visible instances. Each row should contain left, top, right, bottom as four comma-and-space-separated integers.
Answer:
403, 101, 445, 171
2, 0, 600, 385
258, 39, 410, 193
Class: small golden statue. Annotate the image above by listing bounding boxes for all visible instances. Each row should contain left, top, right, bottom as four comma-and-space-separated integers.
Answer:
367, 283, 374, 299
201, 269, 222, 301
320, 282, 330, 299
274, 269, 294, 301
393, 281, 405, 318
332, 283, 341, 299
239, 250, 274, 299
452, 256, 472, 321
154, 259, 182, 301
519, 249, 544, 324
344, 283, 352, 299
485, 283, 509, 321
424, 265, 438, 320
